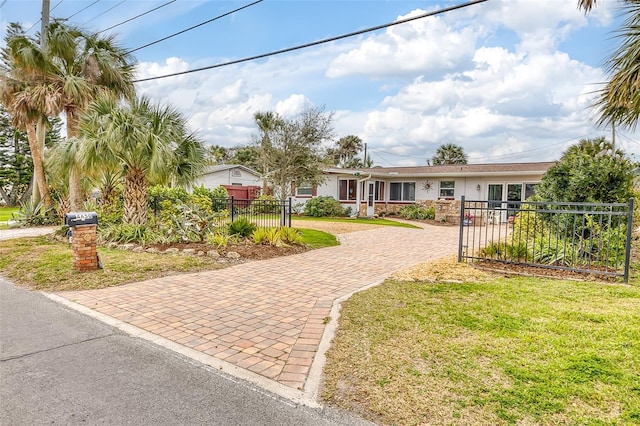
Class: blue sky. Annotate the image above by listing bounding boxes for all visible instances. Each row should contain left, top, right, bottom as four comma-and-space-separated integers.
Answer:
2, 0, 638, 166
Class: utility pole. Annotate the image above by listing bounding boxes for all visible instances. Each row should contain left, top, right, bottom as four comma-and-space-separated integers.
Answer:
40, 0, 50, 47
363, 142, 367, 167
612, 122, 616, 151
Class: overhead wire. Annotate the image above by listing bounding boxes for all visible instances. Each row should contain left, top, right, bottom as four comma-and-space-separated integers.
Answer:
81, 0, 126, 26
66, 0, 101, 20
126, 0, 263, 54
24, 0, 64, 33
97, 0, 176, 34
132, 0, 489, 83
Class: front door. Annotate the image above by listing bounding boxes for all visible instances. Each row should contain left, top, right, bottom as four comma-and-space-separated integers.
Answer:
367, 182, 375, 216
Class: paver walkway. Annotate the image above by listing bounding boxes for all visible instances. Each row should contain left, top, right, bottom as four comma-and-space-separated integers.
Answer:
59, 224, 459, 394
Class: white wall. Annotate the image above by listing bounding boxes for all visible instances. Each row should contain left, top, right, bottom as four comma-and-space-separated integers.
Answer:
193, 167, 261, 189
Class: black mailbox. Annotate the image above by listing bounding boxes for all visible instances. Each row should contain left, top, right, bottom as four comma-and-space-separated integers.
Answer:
64, 211, 98, 227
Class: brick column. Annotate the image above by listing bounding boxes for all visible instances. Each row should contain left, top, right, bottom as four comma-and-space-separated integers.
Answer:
71, 224, 98, 272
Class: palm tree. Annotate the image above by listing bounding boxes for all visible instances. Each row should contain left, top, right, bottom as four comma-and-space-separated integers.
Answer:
578, 0, 640, 129
577, 0, 597, 12
336, 135, 364, 168
431, 143, 468, 165
79, 95, 207, 225
0, 25, 53, 209
42, 21, 135, 211
254, 111, 282, 194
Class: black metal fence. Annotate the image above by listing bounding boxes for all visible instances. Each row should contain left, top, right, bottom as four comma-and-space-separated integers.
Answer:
152, 196, 292, 229
458, 196, 634, 282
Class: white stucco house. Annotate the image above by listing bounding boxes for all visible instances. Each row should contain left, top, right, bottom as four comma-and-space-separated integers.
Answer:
192, 164, 263, 199
291, 162, 555, 220
193, 165, 262, 188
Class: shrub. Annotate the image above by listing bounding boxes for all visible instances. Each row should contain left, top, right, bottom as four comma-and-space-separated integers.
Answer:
479, 241, 528, 261
303, 196, 345, 217
98, 223, 153, 245
206, 232, 229, 248
253, 194, 280, 214
148, 185, 189, 207
169, 202, 221, 242
211, 186, 229, 212
398, 204, 435, 220
10, 199, 59, 227
279, 227, 303, 245
228, 217, 257, 237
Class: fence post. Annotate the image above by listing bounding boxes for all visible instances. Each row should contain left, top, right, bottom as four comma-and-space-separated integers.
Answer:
458, 196, 465, 262
288, 197, 292, 227
231, 196, 235, 223
624, 197, 634, 283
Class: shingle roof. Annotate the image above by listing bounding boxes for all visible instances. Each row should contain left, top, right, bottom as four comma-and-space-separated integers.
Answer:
200, 164, 260, 176
325, 162, 555, 177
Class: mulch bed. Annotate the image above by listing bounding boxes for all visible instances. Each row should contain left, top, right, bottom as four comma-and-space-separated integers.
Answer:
473, 260, 623, 283
146, 241, 308, 261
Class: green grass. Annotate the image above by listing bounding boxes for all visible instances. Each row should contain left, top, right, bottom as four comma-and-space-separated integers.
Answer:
322, 277, 640, 425
298, 228, 339, 249
292, 215, 419, 228
0, 206, 19, 229
0, 227, 338, 291
0, 236, 227, 291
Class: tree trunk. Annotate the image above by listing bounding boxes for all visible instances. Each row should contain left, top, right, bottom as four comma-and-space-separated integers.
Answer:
25, 123, 53, 210
32, 119, 46, 205
66, 108, 84, 211
123, 168, 147, 225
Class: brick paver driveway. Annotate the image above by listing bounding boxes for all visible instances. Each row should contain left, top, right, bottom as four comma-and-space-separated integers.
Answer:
58, 223, 459, 399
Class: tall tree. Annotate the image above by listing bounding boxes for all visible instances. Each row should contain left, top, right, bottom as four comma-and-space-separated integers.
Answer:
334, 135, 364, 168
254, 111, 283, 194
536, 137, 636, 203
431, 143, 468, 165
78, 95, 206, 225
578, 0, 640, 128
0, 24, 54, 209
49, 22, 135, 211
0, 104, 31, 206
264, 107, 334, 199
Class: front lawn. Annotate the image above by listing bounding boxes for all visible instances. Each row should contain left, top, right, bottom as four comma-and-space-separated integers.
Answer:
0, 227, 338, 291
292, 215, 420, 228
0, 206, 18, 229
323, 272, 640, 425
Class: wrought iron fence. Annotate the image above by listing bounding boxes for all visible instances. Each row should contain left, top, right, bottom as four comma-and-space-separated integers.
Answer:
458, 196, 634, 282
151, 196, 292, 229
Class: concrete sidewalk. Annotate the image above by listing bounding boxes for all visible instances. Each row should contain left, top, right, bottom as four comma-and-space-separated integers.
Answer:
54, 223, 460, 405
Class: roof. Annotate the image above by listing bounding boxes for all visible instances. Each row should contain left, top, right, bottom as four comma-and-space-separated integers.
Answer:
200, 164, 261, 176
324, 162, 556, 178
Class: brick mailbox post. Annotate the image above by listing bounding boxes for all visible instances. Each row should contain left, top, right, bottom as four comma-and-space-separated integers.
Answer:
64, 212, 100, 272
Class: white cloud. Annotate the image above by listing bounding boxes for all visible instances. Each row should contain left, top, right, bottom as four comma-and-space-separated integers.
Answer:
326, 10, 478, 79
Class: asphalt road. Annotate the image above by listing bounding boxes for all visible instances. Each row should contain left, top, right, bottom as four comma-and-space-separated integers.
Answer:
0, 278, 371, 425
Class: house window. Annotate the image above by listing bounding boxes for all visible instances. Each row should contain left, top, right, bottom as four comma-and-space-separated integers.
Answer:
339, 179, 357, 200
297, 181, 313, 196
389, 182, 415, 201
439, 181, 455, 198
374, 181, 385, 201
231, 169, 241, 177
524, 183, 538, 200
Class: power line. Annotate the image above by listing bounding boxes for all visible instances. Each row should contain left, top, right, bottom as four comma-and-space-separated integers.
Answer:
81, 0, 126, 26
97, 0, 176, 34
126, 0, 263, 54
132, 0, 489, 83
25, 0, 63, 33
66, 0, 101, 20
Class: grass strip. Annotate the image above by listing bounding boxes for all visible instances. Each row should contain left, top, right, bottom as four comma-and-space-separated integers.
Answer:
323, 277, 640, 425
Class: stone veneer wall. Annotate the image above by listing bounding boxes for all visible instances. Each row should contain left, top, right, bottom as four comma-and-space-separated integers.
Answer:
358, 199, 463, 223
